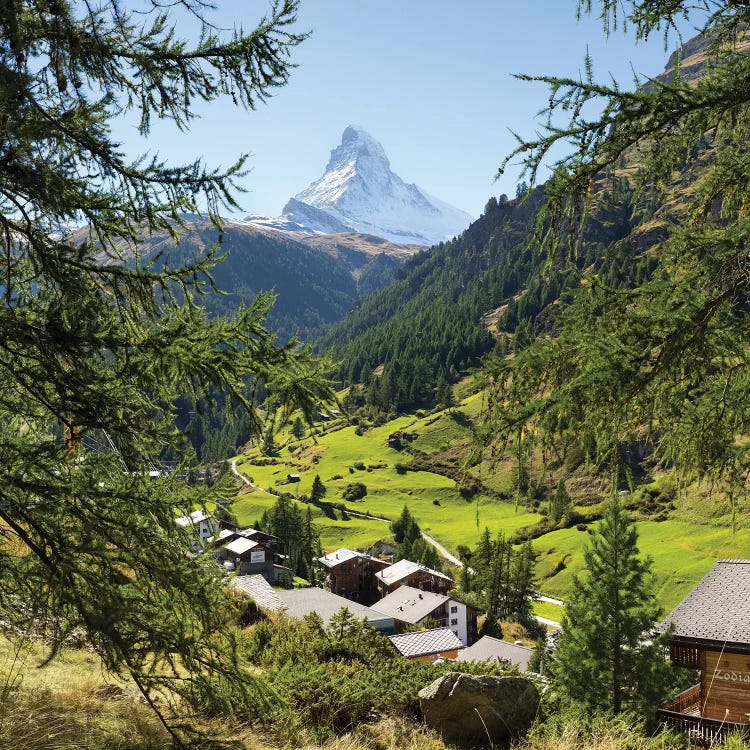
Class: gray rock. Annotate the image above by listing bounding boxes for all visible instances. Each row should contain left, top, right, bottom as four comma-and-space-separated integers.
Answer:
418, 671, 539, 747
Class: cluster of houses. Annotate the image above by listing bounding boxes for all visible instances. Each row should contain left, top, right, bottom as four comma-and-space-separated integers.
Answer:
177, 510, 750, 743
176, 511, 284, 581
175, 510, 533, 667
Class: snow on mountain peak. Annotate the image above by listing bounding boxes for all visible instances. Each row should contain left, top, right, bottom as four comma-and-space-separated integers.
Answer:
247, 127, 473, 246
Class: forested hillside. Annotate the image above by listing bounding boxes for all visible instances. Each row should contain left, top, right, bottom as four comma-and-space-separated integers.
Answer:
321, 174, 661, 413
102, 219, 415, 343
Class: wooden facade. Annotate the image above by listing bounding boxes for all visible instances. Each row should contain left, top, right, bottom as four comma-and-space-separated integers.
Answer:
660, 641, 750, 744
658, 560, 750, 744
320, 550, 389, 605
376, 560, 454, 597
410, 648, 460, 663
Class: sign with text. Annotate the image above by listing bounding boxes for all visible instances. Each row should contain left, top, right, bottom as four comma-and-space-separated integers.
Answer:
250, 550, 266, 564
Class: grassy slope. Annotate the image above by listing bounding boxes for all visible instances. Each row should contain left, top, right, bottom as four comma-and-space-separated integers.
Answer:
231, 383, 750, 616
534, 519, 750, 613
233, 397, 541, 553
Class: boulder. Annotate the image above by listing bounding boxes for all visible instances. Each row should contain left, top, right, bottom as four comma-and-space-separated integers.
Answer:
418, 671, 539, 746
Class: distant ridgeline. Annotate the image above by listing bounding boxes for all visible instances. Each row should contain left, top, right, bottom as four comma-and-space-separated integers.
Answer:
114, 218, 413, 344
319, 178, 659, 414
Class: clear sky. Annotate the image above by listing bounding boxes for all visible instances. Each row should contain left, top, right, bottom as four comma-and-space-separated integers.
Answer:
113, 1, 704, 220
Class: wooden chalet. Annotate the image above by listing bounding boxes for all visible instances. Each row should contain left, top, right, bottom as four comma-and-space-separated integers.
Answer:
215, 523, 279, 553
658, 559, 750, 745
370, 584, 478, 646
318, 548, 389, 605
217, 537, 276, 579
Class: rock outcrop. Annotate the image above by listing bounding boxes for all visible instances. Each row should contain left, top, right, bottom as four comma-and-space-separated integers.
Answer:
418, 671, 539, 747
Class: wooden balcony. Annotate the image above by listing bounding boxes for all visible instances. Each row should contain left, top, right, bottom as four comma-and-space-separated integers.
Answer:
658, 685, 750, 746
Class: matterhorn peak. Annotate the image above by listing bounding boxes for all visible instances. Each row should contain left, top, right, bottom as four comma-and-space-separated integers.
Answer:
332, 125, 390, 167
246, 126, 473, 246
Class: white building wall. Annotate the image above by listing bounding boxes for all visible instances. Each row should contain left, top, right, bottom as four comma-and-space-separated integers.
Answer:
448, 599, 470, 646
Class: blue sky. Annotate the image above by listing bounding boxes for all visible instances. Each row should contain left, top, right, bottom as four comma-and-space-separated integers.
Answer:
114, 1, 703, 219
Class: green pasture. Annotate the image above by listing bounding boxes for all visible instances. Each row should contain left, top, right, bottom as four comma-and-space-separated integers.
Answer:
532, 518, 750, 614
231, 402, 750, 616
232, 409, 540, 553
231, 486, 391, 551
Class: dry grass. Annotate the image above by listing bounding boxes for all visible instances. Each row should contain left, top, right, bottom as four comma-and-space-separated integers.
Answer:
0, 687, 170, 750
290, 718, 446, 750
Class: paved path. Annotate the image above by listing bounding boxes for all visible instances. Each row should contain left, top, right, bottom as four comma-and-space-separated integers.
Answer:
535, 615, 561, 629
421, 531, 463, 567
344, 509, 389, 523
230, 459, 254, 487
538, 594, 564, 607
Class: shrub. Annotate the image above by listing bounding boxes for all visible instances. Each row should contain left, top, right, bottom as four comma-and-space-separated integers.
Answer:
342, 483, 367, 501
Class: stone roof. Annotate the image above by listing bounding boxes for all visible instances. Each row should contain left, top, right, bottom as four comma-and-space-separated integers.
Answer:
371, 585, 449, 624
375, 558, 453, 587
223, 537, 259, 556
455, 636, 534, 671
319, 548, 360, 567
388, 628, 464, 659
230, 575, 283, 610
660, 559, 750, 645
273, 587, 394, 631
175, 509, 212, 527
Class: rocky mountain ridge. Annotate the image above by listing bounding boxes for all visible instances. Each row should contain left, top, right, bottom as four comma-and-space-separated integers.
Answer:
247, 126, 473, 246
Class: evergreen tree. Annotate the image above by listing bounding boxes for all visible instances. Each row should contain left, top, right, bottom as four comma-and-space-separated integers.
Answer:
550, 479, 571, 525
391, 505, 424, 561
481, 1, 750, 488
0, 0, 334, 741
435, 375, 454, 410
310, 474, 327, 503
302, 505, 321, 584
553, 496, 670, 715
291, 417, 306, 439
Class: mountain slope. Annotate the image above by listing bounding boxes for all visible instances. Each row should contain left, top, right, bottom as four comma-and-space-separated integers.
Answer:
247, 126, 473, 246
317, 35, 719, 412
103, 219, 418, 342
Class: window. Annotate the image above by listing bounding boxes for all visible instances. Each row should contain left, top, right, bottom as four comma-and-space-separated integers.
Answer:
450, 605, 458, 613
450, 618, 458, 626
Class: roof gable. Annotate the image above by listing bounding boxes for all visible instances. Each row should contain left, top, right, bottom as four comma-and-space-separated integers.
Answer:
376, 558, 452, 586
455, 635, 533, 670
388, 627, 464, 658
371, 585, 449, 624
223, 537, 259, 556
660, 559, 750, 646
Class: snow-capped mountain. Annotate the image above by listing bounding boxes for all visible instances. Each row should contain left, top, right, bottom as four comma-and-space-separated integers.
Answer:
246, 126, 473, 246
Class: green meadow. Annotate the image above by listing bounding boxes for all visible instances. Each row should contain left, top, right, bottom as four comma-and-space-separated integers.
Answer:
231, 393, 750, 614
533, 518, 750, 613
232, 401, 540, 553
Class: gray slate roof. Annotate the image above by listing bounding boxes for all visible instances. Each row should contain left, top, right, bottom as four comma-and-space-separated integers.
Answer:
223, 537, 259, 555
274, 587, 394, 631
388, 627, 464, 658
230, 574, 283, 610
659, 559, 750, 645
376, 558, 453, 586
370, 585, 449, 624
455, 635, 534, 671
